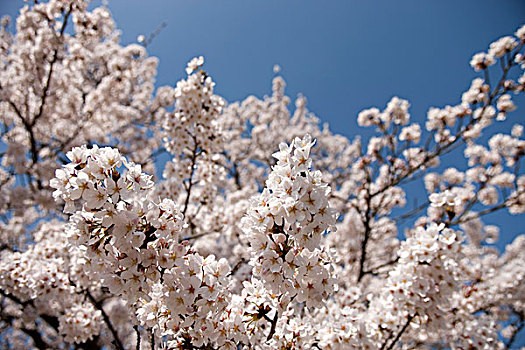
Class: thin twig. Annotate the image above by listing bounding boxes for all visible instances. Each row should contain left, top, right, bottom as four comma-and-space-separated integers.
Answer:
393, 200, 429, 223
362, 256, 400, 276
179, 230, 215, 242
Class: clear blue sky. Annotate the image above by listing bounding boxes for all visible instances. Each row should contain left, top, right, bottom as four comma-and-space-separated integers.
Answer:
107, 0, 525, 134
1, 0, 525, 345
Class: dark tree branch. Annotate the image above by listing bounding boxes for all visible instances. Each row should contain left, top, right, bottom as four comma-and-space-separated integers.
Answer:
150, 327, 155, 350
134, 325, 141, 350
182, 137, 200, 218
357, 178, 372, 282
85, 290, 125, 350
31, 4, 73, 127
21, 326, 49, 350
0, 288, 30, 307
362, 256, 400, 276
266, 311, 279, 341
450, 189, 525, 226
384, 314, 415, 350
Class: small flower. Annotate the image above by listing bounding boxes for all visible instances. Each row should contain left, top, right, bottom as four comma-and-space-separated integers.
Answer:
186, 56, 204, 74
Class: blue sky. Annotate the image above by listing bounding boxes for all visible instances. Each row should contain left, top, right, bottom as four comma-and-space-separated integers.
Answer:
105, 0, 525, 133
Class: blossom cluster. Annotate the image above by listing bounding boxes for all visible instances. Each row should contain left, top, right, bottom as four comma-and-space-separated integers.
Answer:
381, 223, 461, 324
51, 145, 183, 304
0, 220, 106, 344
242, 135, 338, 309
161, 56, 225, 157
137, 250, 232, 347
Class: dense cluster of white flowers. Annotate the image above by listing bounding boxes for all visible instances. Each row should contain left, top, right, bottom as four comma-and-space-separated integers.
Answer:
137, 252, 233, 347
242, 135, 338, 309
161, 56, 224, 158
0, 220, 106, 345
1, 1, 525, 349
50, 145, 185, 305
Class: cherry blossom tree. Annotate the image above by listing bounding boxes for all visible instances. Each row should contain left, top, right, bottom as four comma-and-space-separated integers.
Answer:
0, 1, 524, 349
